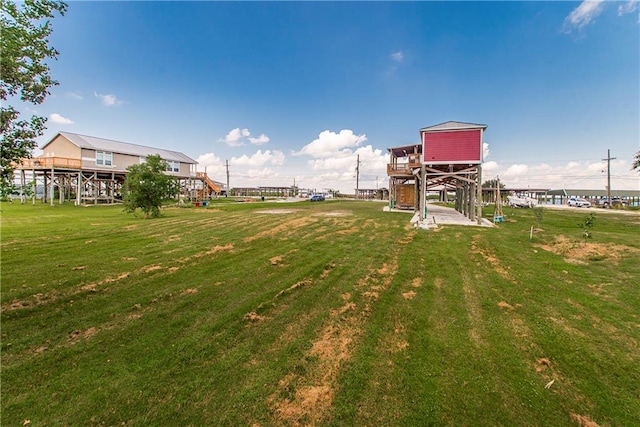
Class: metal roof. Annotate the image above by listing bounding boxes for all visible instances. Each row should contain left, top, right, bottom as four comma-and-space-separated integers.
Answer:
420, 121, 488, 132
387, 144, 422, 157
44, 132, 197, 164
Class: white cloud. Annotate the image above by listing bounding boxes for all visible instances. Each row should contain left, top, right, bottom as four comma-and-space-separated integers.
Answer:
391, 51, 404, 62
196, 152, 225, 173
618, 0, 638, 15
563, 0, 606, 32
483, 161, 499, 173
66, 92, 83, 100
231, 150, 285, 167
94, 91, 123, 107
49, 113, 74, 124
248, 133, 270, 145
220, 128, 270, 146
307, 147, 389, 178
290, 129, 389, 192
243, 167, 279, 180
565, 161, 581, 170
504, 164, 529, 177
296, 129, 367, 158
483, 142, 490, 160
221, 128, 249, 146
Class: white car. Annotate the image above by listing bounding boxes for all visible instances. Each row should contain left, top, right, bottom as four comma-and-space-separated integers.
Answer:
568, 197, 591, 208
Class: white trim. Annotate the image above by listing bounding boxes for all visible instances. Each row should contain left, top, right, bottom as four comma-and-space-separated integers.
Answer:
424, 161, 483, 166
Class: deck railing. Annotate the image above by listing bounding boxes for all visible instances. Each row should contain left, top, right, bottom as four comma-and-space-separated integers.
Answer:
387, 161, 421, 175
387, 153, 421, 175
16, 156, 82, 169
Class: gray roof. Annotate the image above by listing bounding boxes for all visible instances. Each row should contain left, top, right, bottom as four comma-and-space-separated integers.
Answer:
45, 132, 197, 164
420, 121, 488, 132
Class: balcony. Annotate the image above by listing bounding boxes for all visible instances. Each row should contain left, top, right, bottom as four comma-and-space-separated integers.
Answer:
387, 153, 421, 176
16, 156, 82, 169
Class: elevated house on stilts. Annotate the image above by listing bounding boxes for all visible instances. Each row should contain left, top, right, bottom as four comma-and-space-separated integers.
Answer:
387, 121, 487, 225
13, 132, 224, 205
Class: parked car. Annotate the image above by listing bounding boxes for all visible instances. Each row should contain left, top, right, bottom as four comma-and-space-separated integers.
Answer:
568, 197, 591, 208
310, 194, 325, 202
597, 197, 626, 207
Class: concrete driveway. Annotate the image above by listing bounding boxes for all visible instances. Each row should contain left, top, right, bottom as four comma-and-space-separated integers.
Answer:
385, 202, 494, 228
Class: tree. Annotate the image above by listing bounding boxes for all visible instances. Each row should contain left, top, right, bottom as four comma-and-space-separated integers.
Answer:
633, 151, 640, 172
122, 155, 180, 218
482, 178, 505, 189
0, 0, 67, 195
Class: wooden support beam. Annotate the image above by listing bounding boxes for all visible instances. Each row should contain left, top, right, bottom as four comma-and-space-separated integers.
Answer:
49, 167, 54, 207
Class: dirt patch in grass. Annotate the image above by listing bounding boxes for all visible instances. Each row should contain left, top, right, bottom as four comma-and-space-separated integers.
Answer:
176, 243, 234, 263
498, 301, 515, 310
471, 235, 516, 283
180, 288, 198, 295
317, 211, 352, 217
362, 291, 379, 300
270, 250, 402, 426
547, 316, 588, 338
536, 357, 551, 373
411, 277, 423, 288
257, 209, 301, 215
244, 217, 315, 243
462, 271, 486, 348
276, 279, 312, 298
68, 327, 99, 344
402, 291, 416, 300
270, 256, 283, 266
81, 283, 98, 292
143, 265, 163, 273
570, 413, 601, 427
2, 272, 131, 313
536, 235, 638, 265
320, 262, 336, 279
337, 226, 360, 235
244, 312, 265, 323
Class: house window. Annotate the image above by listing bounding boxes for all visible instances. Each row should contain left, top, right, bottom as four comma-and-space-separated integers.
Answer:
166, 160, 180, 173
96, 151, 113, 166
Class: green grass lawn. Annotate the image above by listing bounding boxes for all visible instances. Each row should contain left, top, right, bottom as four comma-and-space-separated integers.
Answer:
2, 200, 639, 426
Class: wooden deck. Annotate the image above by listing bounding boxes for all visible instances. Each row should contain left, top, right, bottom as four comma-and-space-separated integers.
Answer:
387, 153, 421, 176
16, 156, 82, 170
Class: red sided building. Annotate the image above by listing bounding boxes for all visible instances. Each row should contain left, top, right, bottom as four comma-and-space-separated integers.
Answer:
387, 121, 487, 225
420, 121, 486, 165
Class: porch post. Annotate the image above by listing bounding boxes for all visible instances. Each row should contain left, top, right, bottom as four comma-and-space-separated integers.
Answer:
476, 164, 483, 225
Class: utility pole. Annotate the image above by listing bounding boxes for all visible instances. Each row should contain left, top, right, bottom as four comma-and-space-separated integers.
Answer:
225, 160, 230, 196
355, 154, 360, 199
603, 149, 616, 208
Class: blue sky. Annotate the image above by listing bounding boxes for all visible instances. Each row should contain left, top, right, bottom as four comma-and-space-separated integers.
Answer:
27, 0, 640, 193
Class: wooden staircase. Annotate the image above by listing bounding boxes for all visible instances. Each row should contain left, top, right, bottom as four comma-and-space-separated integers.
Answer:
196, 172, 222, 197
